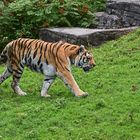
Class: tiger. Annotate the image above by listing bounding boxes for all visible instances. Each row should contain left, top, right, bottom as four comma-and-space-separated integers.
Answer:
0, 38, 96, 97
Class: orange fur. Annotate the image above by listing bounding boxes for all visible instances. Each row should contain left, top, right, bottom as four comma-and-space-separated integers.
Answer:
0, 38, 96, 97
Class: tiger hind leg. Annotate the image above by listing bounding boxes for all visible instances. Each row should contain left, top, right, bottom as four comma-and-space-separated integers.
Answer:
11, 66, 26, 96
0, 67, 12, 85
41, 76, 56, 98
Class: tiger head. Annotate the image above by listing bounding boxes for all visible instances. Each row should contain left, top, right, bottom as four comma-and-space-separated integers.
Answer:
72, 45, 96, 72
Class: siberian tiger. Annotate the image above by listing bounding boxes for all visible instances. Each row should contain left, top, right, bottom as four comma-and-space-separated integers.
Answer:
0, 38, 96, 97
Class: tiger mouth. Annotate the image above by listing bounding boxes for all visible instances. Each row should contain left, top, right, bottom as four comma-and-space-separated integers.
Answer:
83, 66, 90, 72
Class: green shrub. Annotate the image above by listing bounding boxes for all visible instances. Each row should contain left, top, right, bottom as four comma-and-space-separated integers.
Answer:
0, 0, 106, 51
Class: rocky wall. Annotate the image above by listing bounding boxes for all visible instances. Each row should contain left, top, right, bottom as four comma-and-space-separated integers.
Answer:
97, 0, 140, 29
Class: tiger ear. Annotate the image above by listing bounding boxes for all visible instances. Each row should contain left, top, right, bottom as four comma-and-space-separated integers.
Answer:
77, 45, 85, 54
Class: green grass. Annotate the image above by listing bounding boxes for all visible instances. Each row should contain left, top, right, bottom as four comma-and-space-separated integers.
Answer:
0, 29, 140, 140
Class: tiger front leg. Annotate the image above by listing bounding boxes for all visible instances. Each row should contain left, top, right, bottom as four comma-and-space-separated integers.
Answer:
41, 76, 56, 98
57, 71, 88, 97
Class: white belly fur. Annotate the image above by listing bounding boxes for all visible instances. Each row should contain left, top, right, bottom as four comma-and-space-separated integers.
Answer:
42, 63, 56, 76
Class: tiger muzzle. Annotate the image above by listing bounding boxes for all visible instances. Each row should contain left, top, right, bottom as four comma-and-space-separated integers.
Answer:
83, 66, 92, 72
83, 64, 96, 72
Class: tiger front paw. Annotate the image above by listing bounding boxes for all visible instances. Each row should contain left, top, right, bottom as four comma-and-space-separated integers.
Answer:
75, 92, 89, 98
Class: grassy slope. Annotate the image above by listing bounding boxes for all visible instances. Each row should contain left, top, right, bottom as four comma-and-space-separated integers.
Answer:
0, 29, 140, 140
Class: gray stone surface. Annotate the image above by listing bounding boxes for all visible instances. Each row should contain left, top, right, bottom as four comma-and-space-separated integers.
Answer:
107, 0, 140, 4
39, 27, 138, 46
96, 12, 122, 29
97, 0, 140, 29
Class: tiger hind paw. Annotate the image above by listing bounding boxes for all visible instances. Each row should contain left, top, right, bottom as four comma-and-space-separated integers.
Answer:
41, 94, 51, 98
18, 91, 27, 96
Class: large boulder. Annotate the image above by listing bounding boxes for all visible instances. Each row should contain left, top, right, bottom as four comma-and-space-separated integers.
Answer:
39, 27, 138, 46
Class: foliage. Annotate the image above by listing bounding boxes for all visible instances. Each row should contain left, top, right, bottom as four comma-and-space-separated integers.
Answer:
0, 29, 140, 139
0, 0, 106, 51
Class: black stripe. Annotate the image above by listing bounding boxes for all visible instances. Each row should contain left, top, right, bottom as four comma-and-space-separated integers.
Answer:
7, 68, 12, 73
58, 59, 65, 70
33, 49, 37, 59
44, 77, 54, 81
83, 57, 86, 62
35, 41, 42, 49
54, 43, 65, 70
55, 42, 62, 55
20, 39, 25, 47
13, 40, 17, 53
44, 78, 51, 81
33, 41, 41, 59
12, 58, 19, 67
51, 43, 56, 54
48, 43, 53, 58
25, 56, 27, 63
51, 43, 57, 63
39, 63, 43, 73
52, 43, 65, 70
27, 48, 32, 58
11, 41, 14, 47
64, 44, 71, 51
14, 40, 18, 47
13, 69, 22, 75
35, 42, 42, 50
46, 59, 48, 64
18, 38, 22, 46
37, 55, 42, 65
50, 43, 58, 68
55, 45, 66, 70
44, 76, 55, 81
13, 75, 21, 79
26, 40, 35, 48
12, 61, 23, 72
65, 67, 70, 72
23, 39, 30, 47
17, 39, 24, 58
20, 63, 24, 69
32, 64, 37, 71
44, 43, 48, 59
3, 49, 7, 55
79, 53, 85, 62
38, 42, 43, 48
21, 40, 34, 60
21, 41, 33, 60
21, 47, 26, 60
70, 46, 77, 50
24, 47, 31, 60
28, 57, 32, 64
50, 43, 56, 54
24, 48, 31, 64
40, 43, 43, 54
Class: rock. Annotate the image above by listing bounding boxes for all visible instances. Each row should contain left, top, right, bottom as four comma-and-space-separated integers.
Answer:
98, 0, 140, 29
39, 27, 138, 46
96, 12, 122, 29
